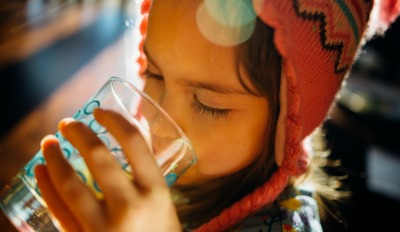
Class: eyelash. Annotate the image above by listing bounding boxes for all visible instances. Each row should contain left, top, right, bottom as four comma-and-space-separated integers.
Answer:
143, 69, 231, 120
142, 69, 164, 80
192, 95, 231, 119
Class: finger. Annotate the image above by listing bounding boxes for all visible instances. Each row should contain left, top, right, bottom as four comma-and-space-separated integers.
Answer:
58, 118, 137, 201
93, 108, 167, 189
35, 164, 81, 232
40, 135, 105, 229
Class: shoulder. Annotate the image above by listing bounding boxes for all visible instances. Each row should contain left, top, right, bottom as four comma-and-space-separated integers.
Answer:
233, 187, 323, 232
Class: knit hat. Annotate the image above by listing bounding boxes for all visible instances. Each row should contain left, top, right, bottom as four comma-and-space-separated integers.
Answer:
136, 0, 400, 231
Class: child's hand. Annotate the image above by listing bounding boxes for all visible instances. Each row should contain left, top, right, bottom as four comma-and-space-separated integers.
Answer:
35, 108, 181, 232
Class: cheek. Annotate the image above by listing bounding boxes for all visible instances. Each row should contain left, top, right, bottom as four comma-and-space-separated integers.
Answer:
185, 102, 270, 181
190, 122, 267, 178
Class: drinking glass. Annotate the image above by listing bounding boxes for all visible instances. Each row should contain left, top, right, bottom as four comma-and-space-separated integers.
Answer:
0, 76, 197, 231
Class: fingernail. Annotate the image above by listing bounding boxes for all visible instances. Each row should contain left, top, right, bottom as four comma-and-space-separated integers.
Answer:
58, 117, 75, 130
93, 107, 104, 112
40, 134, 57, 148
93, 107, 106, 116
34, 164, 47, 178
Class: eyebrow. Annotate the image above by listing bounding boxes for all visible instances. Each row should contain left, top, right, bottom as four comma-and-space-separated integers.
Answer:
177, 79, 250, 95
143, 44, 250, 95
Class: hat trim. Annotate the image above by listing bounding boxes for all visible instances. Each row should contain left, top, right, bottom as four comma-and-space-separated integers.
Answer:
195, 1, 308, 230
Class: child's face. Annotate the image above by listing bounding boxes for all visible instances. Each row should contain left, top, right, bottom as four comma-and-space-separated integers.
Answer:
144, 0, 270, 184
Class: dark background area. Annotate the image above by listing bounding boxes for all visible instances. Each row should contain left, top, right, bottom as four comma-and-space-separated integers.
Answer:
0, 1, 136, 231
322, 15, 400, 232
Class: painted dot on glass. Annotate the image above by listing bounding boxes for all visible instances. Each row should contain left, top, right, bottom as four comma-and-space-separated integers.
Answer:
54, 132, 66, 143
111, 146, 123, 154
84, 100, 100, 115
62, 147, 72, 159
122, 162, 129, 170
76, 171, 87, 183
73, 109, 82, 119
93, 181, 102, 193
111, 147, 124, 160
111, 146, 123, 153
165, 173, 178, 187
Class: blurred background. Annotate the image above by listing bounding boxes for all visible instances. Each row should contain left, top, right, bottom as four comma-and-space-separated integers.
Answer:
0, 0, 142, 231
0, 1, 399, 231
322, 15, 400, 232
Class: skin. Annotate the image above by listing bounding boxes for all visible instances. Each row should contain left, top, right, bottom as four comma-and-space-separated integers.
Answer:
36, 0, 270, 231
144, 0, 270, 184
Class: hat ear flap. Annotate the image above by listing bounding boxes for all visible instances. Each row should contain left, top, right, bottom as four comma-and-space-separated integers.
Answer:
274, 71, 287, 166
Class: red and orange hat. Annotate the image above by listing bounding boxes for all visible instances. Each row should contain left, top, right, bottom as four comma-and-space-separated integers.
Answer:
137, 0, 400, 231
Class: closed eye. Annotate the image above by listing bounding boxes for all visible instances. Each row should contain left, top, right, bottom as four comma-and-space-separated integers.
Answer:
143, 69, 164, 81
192, 94, 231, 120
143, 68, 231, 120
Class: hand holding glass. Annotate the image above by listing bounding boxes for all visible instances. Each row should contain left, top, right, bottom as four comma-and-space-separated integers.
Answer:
0, 76, 196, 231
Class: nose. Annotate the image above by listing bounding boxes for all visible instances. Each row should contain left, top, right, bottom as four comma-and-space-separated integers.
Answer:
143, 80, 188, 135
156, 91, 188, 133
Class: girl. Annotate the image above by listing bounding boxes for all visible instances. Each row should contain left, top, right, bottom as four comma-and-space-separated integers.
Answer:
35, 0, 400, 231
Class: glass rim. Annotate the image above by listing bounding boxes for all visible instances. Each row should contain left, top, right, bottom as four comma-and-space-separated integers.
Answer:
107, 76, 197, 162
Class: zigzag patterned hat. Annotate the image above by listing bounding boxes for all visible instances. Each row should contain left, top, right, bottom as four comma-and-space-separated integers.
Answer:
137, 0, 400, 231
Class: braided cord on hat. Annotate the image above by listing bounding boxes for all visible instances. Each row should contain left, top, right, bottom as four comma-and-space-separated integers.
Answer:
194, 168, 290, 232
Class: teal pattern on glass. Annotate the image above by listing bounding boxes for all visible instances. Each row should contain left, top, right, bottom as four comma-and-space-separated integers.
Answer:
165, 173, 177, 187
21, 99, 125, 196
22, 97, 179, 197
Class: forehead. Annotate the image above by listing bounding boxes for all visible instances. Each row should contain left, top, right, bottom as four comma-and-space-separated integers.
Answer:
145, 0, 252, 89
